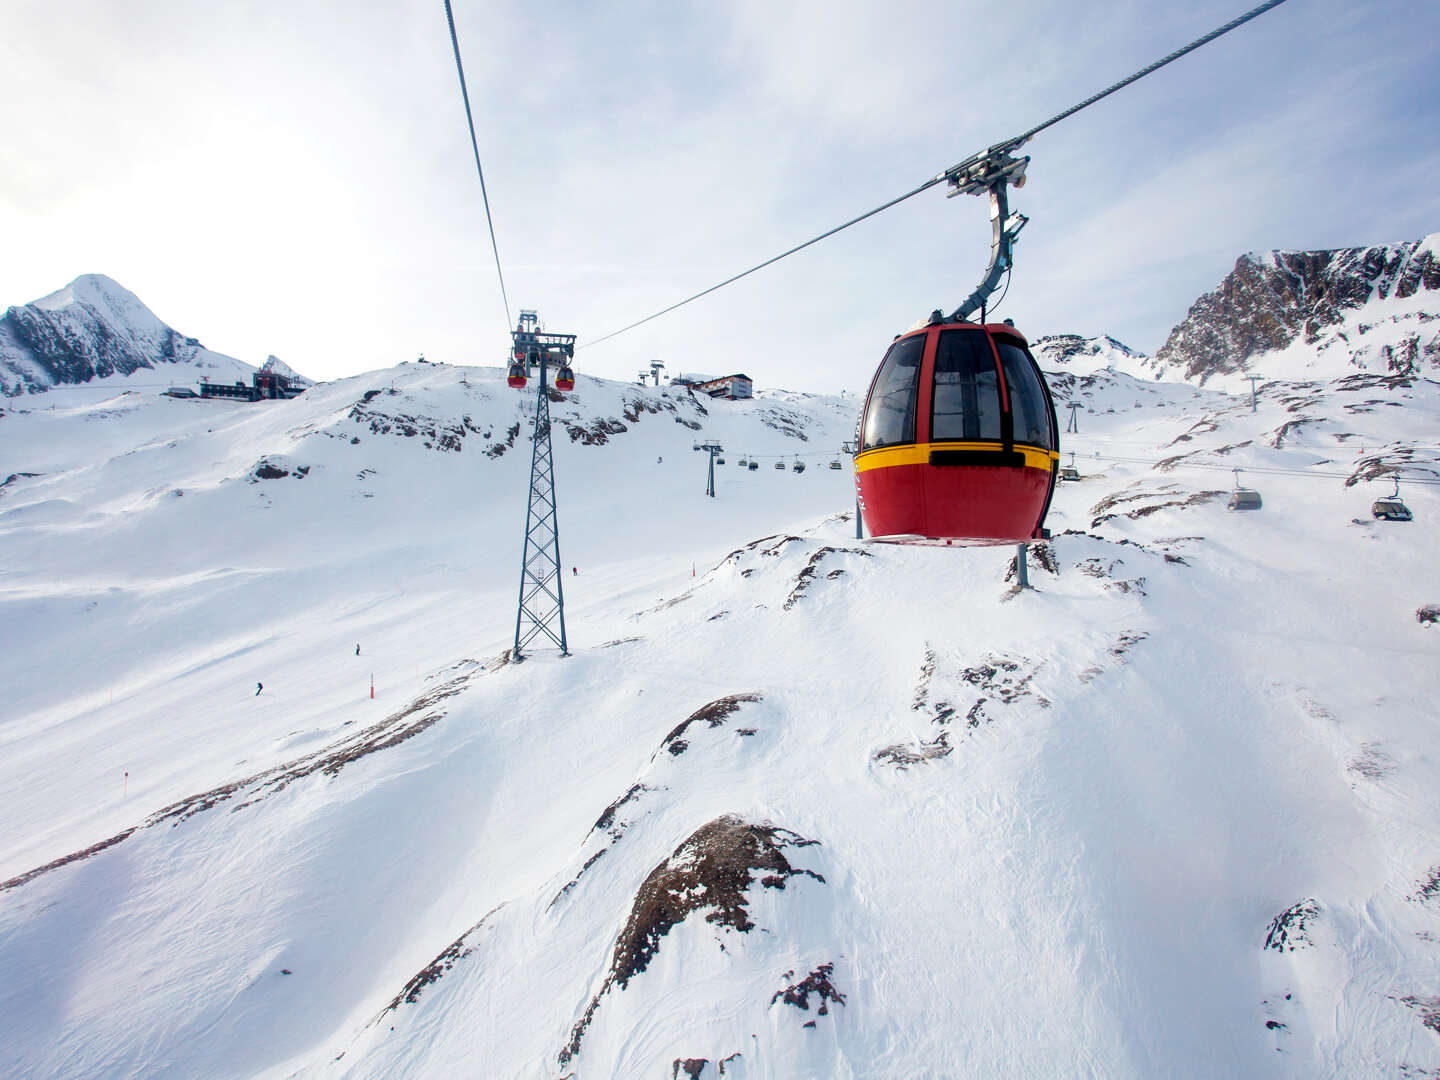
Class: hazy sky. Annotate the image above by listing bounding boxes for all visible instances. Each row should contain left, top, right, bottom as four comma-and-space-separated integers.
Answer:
3, 0, 1438, 393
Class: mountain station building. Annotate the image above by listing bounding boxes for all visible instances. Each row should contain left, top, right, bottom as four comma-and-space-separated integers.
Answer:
684, 374, 754, 400
199, 370, 308, 402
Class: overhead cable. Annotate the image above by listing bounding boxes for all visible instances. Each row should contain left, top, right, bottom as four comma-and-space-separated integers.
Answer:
581, 0, 1291, 351
1080, 450, 1440, 485
444, 0, 513, 329
1012, 0, 1290, 146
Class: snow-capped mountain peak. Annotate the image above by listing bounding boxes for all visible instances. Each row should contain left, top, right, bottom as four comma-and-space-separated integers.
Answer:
1031, 332, 1150, 378
259, 354, 314, 386
31, 273, 162, 329
0, 275, 257, 396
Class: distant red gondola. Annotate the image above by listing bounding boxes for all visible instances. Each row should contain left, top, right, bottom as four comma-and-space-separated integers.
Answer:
555, 362, 575, 391
507, 359, 527, 388
855, 321, 1058, 545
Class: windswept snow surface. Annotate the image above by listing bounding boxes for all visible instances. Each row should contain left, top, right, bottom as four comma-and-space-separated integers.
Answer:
1, 358, 1438, 1079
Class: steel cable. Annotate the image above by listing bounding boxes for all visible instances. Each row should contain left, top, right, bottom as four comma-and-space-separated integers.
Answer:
580, 0, 1292, 350
444, 0, 513, 330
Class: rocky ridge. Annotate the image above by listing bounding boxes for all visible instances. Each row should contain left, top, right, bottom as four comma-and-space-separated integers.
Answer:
1149, 235, 1440, 383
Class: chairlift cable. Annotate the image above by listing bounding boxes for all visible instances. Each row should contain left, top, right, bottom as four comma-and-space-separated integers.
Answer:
443, 0, 513, 330
579, 0, 1291, 351
1080, 451, 1440, 485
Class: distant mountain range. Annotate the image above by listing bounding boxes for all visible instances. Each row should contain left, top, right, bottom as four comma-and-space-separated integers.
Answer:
5, 234, 1437, 398
0, 275, 293, 396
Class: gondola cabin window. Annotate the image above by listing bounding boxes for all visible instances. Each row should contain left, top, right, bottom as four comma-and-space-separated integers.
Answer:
931, 329, 1002, 441
995, 340, 1055, 449
862, 335, 924, 449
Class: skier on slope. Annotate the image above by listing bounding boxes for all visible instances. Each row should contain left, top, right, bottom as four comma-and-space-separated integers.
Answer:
255, 682, 263, 696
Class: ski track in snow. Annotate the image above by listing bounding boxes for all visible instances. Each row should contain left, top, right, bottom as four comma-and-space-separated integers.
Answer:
0, 345, 1438, 1079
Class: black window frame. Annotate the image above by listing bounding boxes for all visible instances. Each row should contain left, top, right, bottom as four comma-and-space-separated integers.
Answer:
861, 333, 925, 450
994, 337, 1055, 451
929, 327, 1004, 444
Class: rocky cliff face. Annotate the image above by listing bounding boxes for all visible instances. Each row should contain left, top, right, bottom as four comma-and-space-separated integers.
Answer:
0, 275, 253, 396
1150, 236, 1440, 383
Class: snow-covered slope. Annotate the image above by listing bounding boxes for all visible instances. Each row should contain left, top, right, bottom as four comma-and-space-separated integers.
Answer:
1, 318, 1439, 1075
0, 275, 256, 396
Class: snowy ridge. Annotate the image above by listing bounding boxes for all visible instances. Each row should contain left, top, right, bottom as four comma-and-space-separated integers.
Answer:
2, 294, 1440, 1074
1031, 332, 1149, 379
0, 274, 256, 395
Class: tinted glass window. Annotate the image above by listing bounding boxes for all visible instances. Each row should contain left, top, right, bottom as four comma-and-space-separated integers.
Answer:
931, 329, 1001, 441
862, 335, 924, 449
997, 341, 1054, 449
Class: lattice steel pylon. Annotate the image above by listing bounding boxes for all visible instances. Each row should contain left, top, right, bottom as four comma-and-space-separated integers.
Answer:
512, 316, 576, 659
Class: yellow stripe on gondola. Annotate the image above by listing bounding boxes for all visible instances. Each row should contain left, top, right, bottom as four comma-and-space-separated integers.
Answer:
854, 442, 1059, 473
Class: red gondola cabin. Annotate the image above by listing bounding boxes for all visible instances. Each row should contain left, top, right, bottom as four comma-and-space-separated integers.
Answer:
854, 322, 1059, 545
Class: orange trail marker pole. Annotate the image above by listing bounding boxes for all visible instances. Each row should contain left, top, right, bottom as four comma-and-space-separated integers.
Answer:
370, 674, 374, 700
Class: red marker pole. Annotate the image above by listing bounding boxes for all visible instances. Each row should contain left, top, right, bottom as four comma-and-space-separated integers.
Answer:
370, 674, 374, 700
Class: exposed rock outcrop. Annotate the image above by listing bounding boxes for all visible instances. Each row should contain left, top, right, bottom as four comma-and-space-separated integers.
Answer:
1151, 238, 1440, 383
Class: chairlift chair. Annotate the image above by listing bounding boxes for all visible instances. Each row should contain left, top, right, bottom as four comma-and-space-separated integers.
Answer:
774, 460, 785, 470
748, 461, 759, 471
1228, 489, 1263, 510
1059, 451, 1080, 482
829, 456, 843, 470
793, 457, 806, 474
1227, 469, 1262, 511
1372, 478, 1412, 521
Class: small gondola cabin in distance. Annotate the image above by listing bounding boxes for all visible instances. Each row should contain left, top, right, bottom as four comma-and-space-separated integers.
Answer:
854, 320, 1059, 545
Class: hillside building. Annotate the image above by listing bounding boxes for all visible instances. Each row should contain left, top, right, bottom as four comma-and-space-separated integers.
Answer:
199, 370, 308, 402
684, 374, 754, 400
